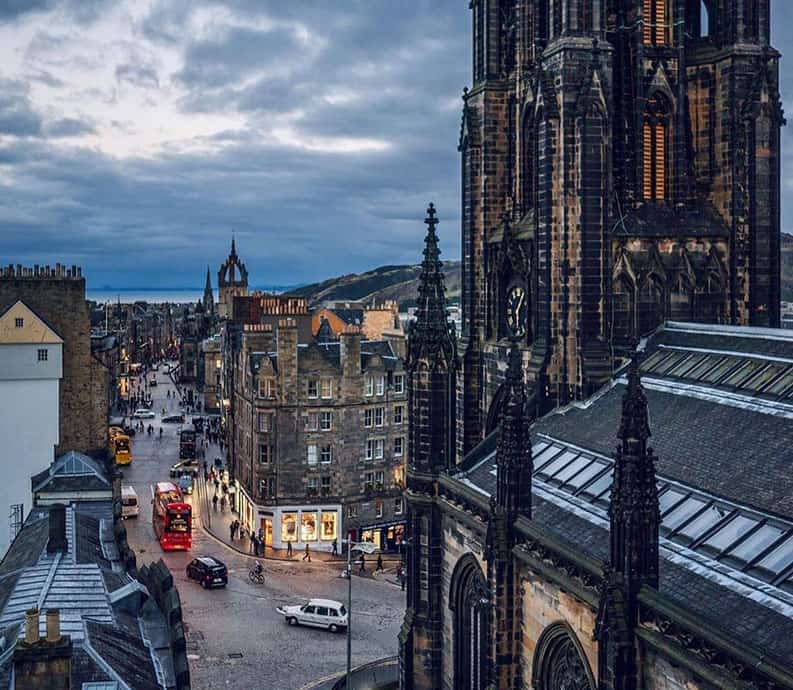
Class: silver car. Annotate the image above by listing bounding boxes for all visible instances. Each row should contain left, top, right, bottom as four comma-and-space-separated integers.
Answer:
276, 598, 348, 633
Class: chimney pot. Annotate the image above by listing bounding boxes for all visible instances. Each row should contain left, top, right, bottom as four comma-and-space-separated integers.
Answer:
24, 609, 39, 644
46, 609, 61, 642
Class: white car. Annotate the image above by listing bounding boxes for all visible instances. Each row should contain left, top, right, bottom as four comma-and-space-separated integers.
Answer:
276, 598, 348, 633
133, 408, 156, 419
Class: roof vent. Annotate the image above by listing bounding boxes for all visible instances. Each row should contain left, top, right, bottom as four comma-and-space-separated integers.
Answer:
46, 504, 68, 554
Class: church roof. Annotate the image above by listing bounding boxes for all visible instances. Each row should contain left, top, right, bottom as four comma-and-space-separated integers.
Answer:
452, 321, 793, 674
613, 201, 730, 238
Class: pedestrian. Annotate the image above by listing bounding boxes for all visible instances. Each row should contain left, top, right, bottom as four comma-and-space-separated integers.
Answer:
359, 553, 366, 574
376, 554, 384, 572
302, 543, 311, 562
229, 522, 235, 541
212, 494, 218, 511
286, 540, 293, 557
220, 495, 226, 512
332, 539, 338, 556
214, 477, 220, 492
251, 533, 258, 554
400, 569, 406, 592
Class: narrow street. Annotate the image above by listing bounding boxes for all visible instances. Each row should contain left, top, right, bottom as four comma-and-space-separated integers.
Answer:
121, 366, 405, 690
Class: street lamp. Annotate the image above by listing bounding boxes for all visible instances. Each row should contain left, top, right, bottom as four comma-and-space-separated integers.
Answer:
342, 537, 378, 688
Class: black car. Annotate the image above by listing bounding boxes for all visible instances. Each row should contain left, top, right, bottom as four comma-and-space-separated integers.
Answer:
162, 414, 185, 424
170, 459, 199, 478
186, 557, 228, 589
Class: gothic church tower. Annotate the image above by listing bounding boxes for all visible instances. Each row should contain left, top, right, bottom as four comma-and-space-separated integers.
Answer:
457, 0, 782, 460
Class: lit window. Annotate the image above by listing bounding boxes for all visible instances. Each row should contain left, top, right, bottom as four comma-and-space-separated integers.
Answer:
307, 444, 318, 466
393, 374, 405, 394
320, 444, 332, 464
643, 94, 669, 201
394, 437, 404, 457
14, 317, 23, 328
321, 379, 333, 399
364, 409, 373, 427
320, 411, 332, 431
259, 377, 275, 398
376, 376, 385, 395
307, 380, 318, 399
375, 407, 385, 427
393, 405, 403, 425
643, 0, 670, 45
37, 349, 48, 362
394, 466, 405, 487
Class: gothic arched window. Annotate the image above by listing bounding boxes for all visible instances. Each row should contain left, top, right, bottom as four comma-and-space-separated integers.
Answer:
612, 274, 635, 342
638, 273, 665, 335
643, 94, 670, 202
643, 0, 671, 45
532, 623, 595, 690
522, 113, 536, 212
450, 555, 489, 690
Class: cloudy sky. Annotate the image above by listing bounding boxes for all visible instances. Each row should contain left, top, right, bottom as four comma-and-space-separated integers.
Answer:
0, 1, 790, 289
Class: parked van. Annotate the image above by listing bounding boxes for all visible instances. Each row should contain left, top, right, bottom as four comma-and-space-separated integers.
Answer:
122, 486, 139, 519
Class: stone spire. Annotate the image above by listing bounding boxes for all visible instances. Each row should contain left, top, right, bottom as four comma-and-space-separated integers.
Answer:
609, 346, 660, 592
408, 203, 455, 369
203, 266, 214, 315
495, 340, 532, 520
230, 234, 237, 258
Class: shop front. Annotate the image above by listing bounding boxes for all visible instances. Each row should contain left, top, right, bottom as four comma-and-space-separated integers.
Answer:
271, 505, 342, 553
352, 520, 405, 553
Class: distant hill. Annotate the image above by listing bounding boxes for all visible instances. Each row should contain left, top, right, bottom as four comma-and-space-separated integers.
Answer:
783, 232, 793, 301
286, 261, 461, 310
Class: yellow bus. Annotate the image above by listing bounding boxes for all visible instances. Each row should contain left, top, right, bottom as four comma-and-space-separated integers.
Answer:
109, 428, 132, 465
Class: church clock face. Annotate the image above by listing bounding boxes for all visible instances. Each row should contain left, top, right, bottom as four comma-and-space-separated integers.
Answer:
505, 285, 527, 337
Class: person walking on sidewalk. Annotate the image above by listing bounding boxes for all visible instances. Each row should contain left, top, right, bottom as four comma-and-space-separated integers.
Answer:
302, 543, 311, 562
212, 494, 218, 511
229, 521, 235, 541
331, 540, 338, 556
220, 495, 226, 512
376, 554, 384, 572
359, 553, 366, 574
286, 540, 293, 557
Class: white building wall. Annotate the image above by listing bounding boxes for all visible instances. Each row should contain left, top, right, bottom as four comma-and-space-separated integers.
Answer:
0, 344, 61, 556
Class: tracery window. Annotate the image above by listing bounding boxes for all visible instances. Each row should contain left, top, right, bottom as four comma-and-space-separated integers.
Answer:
450, 556, 489, 690
643, 0, 671, 45
643, 94, 670, 201
533, 624, 595, 690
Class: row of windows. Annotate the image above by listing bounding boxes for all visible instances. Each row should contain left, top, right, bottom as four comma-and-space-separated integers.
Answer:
347, 497, 403, 519
364, 405, 404, 427
365, 373, 404, 396
258, 374, 405, 402
257, 437, 405, 465
528, 439, 793, 592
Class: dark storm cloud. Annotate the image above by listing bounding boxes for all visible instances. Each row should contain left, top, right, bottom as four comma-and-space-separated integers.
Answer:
44, 117, 96, 137
0, 79, 42, 136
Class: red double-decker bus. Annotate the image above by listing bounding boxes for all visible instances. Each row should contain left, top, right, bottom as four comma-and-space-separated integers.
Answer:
152, 482, 192, 551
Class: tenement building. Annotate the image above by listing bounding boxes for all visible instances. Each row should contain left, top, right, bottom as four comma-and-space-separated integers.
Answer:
229, 319, 408, 552
0, 264, 109, 458
457, 0, 784, 452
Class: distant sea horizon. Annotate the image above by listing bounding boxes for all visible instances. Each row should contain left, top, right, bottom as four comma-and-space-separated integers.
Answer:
87, 285, 302, 304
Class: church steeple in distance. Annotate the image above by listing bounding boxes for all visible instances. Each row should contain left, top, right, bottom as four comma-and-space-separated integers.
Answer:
203, 265, 214, 315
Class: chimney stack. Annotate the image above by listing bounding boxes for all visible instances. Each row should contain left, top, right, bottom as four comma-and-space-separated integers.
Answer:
14, 607, 72, 690
24, 609, 39, 644
340, 325, 362, 400
46, 610, 61, 643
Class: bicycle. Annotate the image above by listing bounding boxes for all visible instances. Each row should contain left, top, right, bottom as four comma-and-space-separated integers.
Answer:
248, 567, 265, 584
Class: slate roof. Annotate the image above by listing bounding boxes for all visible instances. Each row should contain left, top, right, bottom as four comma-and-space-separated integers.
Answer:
300, 339, 402, 371
453, 321, 793, 673
0, 503, 177, 689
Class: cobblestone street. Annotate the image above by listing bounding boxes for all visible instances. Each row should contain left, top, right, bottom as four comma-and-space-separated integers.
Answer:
120, 367, 405, 690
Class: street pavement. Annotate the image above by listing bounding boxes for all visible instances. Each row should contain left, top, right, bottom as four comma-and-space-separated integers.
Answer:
120, 365, 406, 690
